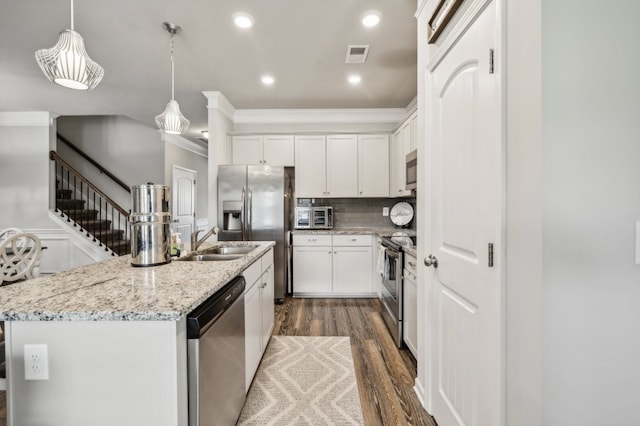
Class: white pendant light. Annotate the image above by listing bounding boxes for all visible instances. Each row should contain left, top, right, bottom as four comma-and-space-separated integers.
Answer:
35, 0, 104, 91
155, 22, 190, 135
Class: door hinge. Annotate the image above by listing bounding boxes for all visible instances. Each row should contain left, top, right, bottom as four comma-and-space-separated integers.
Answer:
488, 243, 494, 267
489, 49, 495, 74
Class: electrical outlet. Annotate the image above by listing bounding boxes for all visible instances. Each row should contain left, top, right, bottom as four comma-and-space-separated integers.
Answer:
24, 344, 49, 380
383, 207, 389, 217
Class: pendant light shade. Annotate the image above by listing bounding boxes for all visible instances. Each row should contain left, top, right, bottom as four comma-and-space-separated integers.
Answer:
35, 0, 104, 91
155, 22, 190, 135
156, 100, 190, 135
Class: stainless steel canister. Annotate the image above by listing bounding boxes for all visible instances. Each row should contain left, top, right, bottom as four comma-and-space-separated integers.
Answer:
130, 184, 171, 267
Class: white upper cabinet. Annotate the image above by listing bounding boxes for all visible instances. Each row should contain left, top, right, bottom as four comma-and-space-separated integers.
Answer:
232, 135, 295, 166
326, 135, 358, 197
390, 113, 415, 197
295, 133, 390, 198
295, 135, 327, 197
232, 136, 262, 165
358, 134, 389, 197
263, 136, 295, 166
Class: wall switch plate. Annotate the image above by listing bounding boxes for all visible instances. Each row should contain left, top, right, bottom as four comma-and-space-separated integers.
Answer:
24, 344, 49, 380
383, 207, 389, 217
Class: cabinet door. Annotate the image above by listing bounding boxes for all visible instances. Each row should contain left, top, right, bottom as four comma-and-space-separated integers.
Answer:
244, 280, 262, 391
410, 112, 418, 152
403, 268, 418, 358
326, 135, 358, 197
358, 134, 389, 197
295, 136, 327, 197
292, 246, 332, 294
233, 136, 263, 165
263, 135, 294, 166
260, 264, 275, 349
332, 246, 372, 294
390, 125, 412, 197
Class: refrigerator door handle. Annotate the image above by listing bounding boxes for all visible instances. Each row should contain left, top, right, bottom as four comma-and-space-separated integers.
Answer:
247, 187, 253, 241
241, 186, 246, 241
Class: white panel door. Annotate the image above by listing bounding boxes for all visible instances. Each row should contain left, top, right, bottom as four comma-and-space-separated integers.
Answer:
263, 135, 295, 166
172, 166, 196, 245
232, 136, 262, 165
294, 135, 327, 197
326, 134, 358, 197
358, 134, 390, 197
426, 1, 502, 425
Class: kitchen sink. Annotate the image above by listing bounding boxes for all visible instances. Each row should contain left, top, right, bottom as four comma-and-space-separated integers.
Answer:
177, 245, 259, 262
202, 245, 259, 255
178, 253, 244, 262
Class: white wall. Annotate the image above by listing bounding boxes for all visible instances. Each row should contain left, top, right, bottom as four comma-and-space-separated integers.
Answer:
0, 112, 110, 272
57, 115, 165, 210
0, 113, 55, 229
505, 0, 543, 424
541, 1, 640, 424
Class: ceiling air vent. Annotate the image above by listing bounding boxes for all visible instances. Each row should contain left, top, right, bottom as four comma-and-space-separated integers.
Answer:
345, 45, 369, 64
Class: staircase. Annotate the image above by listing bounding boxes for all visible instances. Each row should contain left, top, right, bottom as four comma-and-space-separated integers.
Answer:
56, 187, 131, 256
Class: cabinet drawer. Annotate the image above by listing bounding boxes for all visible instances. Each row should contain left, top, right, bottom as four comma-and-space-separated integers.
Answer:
292, 234, 332, 246
404, 253, 417, 277
261, 248, 274, 272
332, 234, 372, 246
242, 259, 262, 288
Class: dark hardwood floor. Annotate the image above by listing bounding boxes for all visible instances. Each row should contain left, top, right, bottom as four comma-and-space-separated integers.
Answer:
274, 297, 436, 426
0, 298, 436, 426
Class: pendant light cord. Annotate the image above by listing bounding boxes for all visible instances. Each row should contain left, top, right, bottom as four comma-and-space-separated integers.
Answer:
170, 33, 176, 101
70, 0, 74, 30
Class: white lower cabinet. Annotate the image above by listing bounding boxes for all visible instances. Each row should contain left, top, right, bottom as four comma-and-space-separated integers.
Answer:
403, 252, 418, 358
243, 248, 275, 392
292, 234, 373, 296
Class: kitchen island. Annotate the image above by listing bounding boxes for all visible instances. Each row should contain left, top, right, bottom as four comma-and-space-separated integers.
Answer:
0, 241, 274, 426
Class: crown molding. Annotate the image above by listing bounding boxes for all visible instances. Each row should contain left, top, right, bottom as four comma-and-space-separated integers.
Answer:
233, 108, 407, 125
202, 91, 236, 122
0, 111, 57, 127
162, 132, 208, 158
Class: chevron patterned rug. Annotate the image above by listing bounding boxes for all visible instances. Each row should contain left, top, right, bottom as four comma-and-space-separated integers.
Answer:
238, 336, 364, 425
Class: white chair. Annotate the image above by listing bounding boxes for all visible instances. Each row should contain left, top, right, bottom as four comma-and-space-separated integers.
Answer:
0, 232, 43, 284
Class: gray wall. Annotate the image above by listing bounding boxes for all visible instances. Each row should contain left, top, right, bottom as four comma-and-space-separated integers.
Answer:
57, 115, 165, 210
541, 1, 640, 424
0, 117, 54, 229
299, 197, 416, 229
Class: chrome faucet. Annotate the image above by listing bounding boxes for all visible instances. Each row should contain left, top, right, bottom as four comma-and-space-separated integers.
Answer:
191, 226, 220, 251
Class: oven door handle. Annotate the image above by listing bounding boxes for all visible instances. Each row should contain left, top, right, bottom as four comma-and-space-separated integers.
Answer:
386, 248, 400, 260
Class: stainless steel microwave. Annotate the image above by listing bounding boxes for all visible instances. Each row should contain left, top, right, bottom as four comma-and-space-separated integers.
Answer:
295, 206, 333, 229
405, 150, 417, 190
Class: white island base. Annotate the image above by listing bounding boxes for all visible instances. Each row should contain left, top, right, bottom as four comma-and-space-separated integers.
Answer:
4, 319, 188, 426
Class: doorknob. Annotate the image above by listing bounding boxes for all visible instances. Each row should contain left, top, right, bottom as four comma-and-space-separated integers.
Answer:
424, 254, 438, 268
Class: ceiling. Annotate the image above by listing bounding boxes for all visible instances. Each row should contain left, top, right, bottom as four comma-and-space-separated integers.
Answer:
0, 0, 417, 142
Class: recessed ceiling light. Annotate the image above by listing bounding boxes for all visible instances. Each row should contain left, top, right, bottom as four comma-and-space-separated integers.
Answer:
232, 12, 254, 29
201, 130, 209, 140
348, 74, 362, 85
261, 75, 275, 85
361, 10, 382, 27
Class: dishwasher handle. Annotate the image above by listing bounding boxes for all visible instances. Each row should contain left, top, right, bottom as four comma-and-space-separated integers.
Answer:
187, 275, 246, 339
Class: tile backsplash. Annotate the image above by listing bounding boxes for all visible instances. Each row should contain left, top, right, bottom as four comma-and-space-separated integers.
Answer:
296, 198, 416, 230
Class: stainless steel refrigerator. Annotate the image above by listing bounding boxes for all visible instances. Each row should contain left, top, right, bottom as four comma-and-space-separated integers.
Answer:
217, 165, 293, 302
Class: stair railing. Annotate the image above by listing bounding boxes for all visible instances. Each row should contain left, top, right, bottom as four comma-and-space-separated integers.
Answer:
50, 151, 131, 256
57, 133, 131, 193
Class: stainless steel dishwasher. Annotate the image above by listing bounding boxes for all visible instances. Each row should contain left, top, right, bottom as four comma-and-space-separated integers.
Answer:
187, 276, 246, 426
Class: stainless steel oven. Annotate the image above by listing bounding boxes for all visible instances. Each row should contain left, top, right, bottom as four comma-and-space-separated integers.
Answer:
380, 238, 404, 348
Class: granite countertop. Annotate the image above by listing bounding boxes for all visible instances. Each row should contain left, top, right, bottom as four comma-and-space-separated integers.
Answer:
292, 227, 416, 238
0, 241, 275, 322
403, 246, 417, 258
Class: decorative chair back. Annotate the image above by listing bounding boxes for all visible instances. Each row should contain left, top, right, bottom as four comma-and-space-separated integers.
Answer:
0, 232, 43, 284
